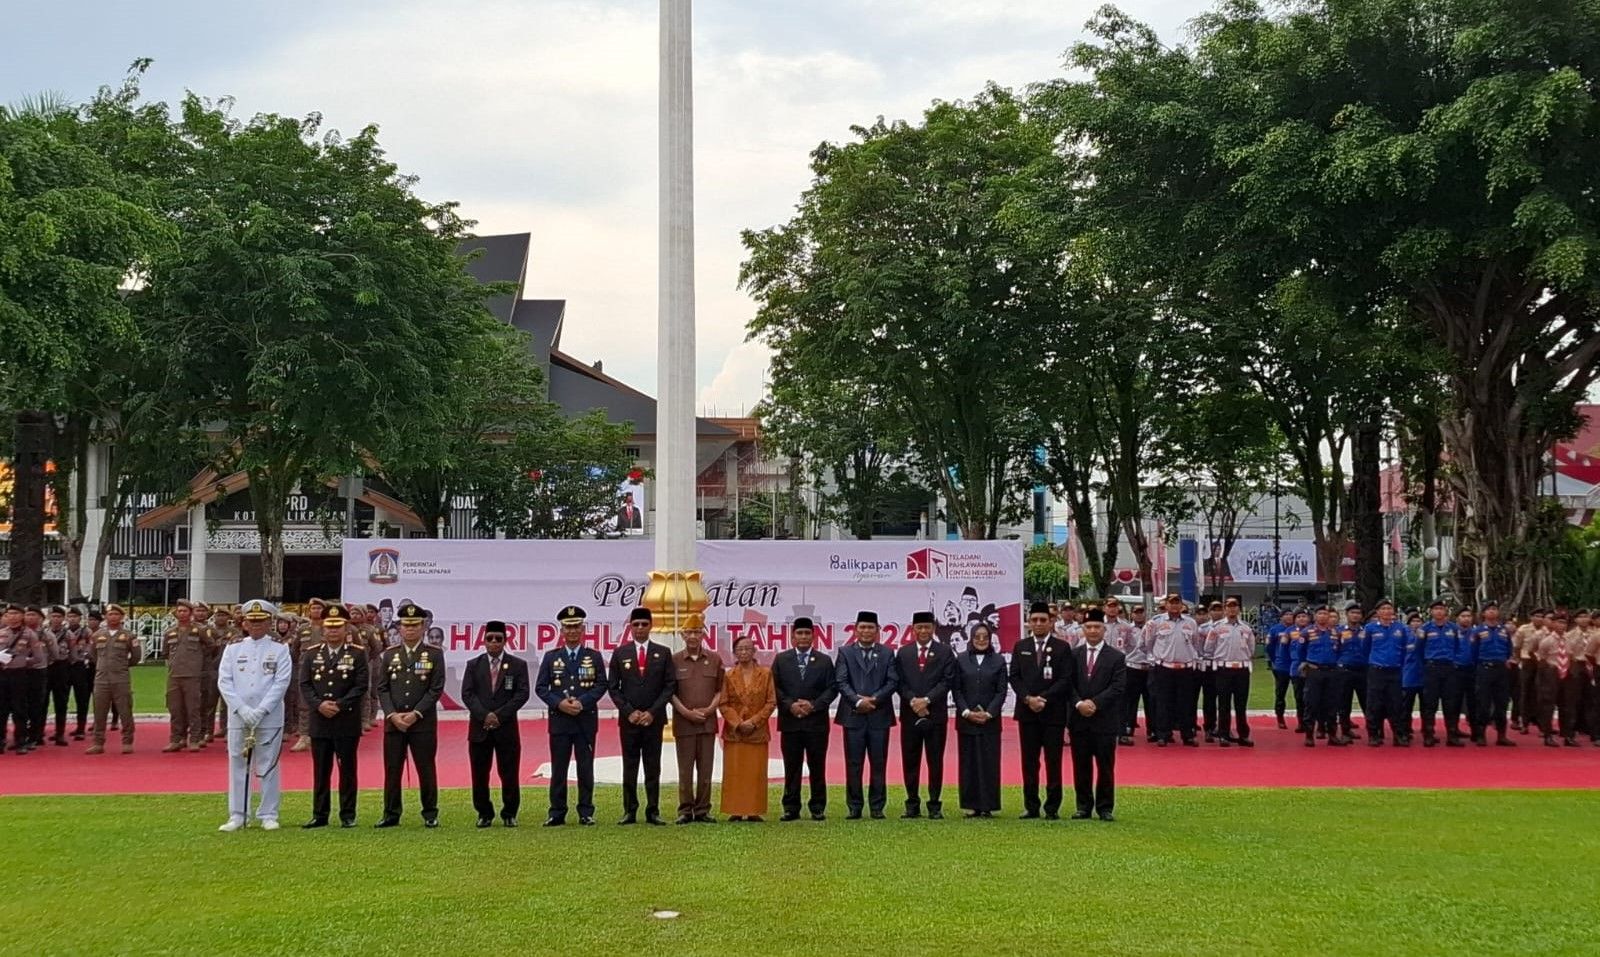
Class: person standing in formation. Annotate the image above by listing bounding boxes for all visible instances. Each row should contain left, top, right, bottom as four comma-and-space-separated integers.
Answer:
1299, 606, 1345, 747
217, 600, 295, 832
1206, 598, 1255, 748
40, 605, 72, 747
162, 599, 218, 752
86, 604, 140, 755
1101, 598, 1145, 746
1471, 603, 1516, 746
1265, 610, 1298, 731
1334, 603, 1368, 741
1450, 606, 1480, 745
536, 606, 607, 827
719, 635, 776, 822
1418, 601, 1462, 748
1146, 594, 1200, 748
1069, 610, 1126, 822
895, 610, 953, 820
607, 607, 675, 826
1010, 601, 1070, 818
669, 624, 723, 825
1, 604, 47, 754
298, 604, 367, 829
835, 610, 897, 819
460, 620, 530, 827
772, 617, 836, 821
954, 621, 1007, 818
376, 602, 446, 828
61, 606, 95, 741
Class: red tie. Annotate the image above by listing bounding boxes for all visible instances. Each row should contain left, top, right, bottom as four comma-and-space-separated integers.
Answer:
489, 658, 500, 689
918, 644, 928, 669
1088, 648, 1097, 677
637, 644, 647, 672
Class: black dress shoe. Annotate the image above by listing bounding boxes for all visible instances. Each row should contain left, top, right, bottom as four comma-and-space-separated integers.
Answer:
676, 815, 695, 825
374, 819, 400, 829
579, 817, 596, 826
901, 810, 921, 819
544, 817, 566, 827
694, 814, 718, 824
1238, 739, 1255, 748
1218, 738, 1232, 748
1019, 811, 1041, 819
811, 813, 826, 821
928, 810, 943, 820
747, 816, 764, 823
477, 817, 494, 829
340, 820, 357, 828
780, 812, 800, 821
846, 812, 863, 820
870, 810, 886, 819
728, 815, 744, 823
1118, 736, 1134, 746
1070, 811, 1092, 820
502, 817, 518, 828
645, 815, 667, 826
1044, 812, 1060, 820
423, 818, 440, 829
1098, 812, 1115, 822
1182, 739, 1199, 748
618, 814, 637, 826
301, 819, 328, 830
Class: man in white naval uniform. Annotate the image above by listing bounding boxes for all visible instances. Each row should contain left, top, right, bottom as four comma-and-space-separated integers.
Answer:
217, 599, 294, 831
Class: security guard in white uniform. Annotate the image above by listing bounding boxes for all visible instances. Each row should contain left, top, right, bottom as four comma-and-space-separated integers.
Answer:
217, 599, 294, 831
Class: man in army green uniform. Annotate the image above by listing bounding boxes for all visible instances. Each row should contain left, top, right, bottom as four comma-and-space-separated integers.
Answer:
376, 603, 446, 828
298, 603, 368, 828
87, 604, 141, 754
163, 599, 219, 752
207, 604, 238, 740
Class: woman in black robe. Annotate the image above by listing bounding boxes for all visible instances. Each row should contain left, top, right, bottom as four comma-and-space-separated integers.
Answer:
953, 622, 1008, 817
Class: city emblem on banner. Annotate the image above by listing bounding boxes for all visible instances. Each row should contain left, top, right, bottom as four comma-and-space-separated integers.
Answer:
367, 547, 401, 585
905, 548, 948, 580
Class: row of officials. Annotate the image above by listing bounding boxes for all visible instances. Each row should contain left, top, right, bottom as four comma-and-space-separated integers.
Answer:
207, 599, 1129, 831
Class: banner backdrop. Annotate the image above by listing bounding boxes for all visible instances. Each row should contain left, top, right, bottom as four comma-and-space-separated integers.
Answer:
1217, 539, 1318, 584
341, 539, 1022, 710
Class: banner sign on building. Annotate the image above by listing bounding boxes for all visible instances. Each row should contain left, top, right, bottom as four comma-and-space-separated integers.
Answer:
1215, 538, 1318, 584
341, 539, 1022, 710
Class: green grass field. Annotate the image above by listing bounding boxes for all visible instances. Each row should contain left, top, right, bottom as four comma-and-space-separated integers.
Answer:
4, 786, 1593, 956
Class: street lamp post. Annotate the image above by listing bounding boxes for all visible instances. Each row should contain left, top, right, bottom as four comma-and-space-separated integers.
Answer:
1272, 471, 1281, 607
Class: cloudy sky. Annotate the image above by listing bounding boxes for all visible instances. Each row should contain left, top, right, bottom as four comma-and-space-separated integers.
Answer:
6, 0, 1203, 415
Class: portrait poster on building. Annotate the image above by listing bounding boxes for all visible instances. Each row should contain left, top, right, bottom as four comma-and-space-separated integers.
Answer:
342, 539, 1022, 711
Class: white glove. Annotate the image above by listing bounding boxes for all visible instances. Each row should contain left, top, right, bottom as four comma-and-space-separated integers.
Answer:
239, 706, 264, 727
0, 649, 12, 666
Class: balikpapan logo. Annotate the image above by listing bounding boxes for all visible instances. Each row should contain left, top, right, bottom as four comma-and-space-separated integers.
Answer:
367, 548, 401, 585
906, 548, 948, 580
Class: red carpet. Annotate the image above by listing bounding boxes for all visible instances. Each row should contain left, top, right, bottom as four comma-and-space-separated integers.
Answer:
2, 719, 1594, 796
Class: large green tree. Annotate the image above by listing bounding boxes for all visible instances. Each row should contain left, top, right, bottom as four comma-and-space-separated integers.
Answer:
1047, 0, 1600, 610
0, 75, 172, 603
742, 87, 1053, 539
151, 96, 502, 599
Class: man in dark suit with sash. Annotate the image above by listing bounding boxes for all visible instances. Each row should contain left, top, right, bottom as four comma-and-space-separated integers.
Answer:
772, 617, 837, 821
461, 620, 531, 827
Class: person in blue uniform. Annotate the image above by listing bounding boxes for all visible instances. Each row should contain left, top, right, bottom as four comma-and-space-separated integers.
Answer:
1363, 599, 1410, 746
536, 605, 608, 826
1418, 601, 1461, 747
1449, 607, 1479, 745
1333, 604, 1367, 740
1400, 613, 1425, 744
1299, 606, 1344, 747
1265, 609, 1298, 731
1471, 603, 1516, 746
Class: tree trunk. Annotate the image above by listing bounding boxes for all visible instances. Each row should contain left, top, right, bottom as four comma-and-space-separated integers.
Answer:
1351, 419, 1385, 610
1440, 409, 1552, 614
250, 470, 290, 602
9, 411, 51, 605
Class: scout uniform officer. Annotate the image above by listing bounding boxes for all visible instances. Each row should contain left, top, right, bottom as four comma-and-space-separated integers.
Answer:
1145, 594, 1200, 747
1101, 598, 1145, 745
1204, 599, 1255, 747
41, 605, 73, 746
87, 604, 141, 754
376, 602, 447, 828
62, 606, 95, 740
217, 599, 295, 831
1512, 610, 1546, 733
289, 598, 327, 752
534, 605, 608, 826
163, 599, 219, 752
297, 603, 368, 828
208, 605, 239, 739
21, 606, 51, 747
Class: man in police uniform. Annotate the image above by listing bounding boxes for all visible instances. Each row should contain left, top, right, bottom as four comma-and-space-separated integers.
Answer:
87, 604, 141, 754
607, 607, 676, 825
163, 599, 218, 752
298, 603, 368, 828
535, 605, 608, 826
376, 602, 447, 828
461, 620, 531, 827
217, 600, 295, 831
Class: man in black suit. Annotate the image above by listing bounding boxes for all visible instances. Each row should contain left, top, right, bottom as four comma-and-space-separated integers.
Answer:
298, 604, 367, 829
461, 620, 531, 827
607, 607, 676, 825
1069, 609, 1127, 821
834, 610, 898, 819
772, 617, 837, 821
895, 610, 954, 819
1010, 600, 1073, 819
535, 605, 608, 826
375, 602, 447, 828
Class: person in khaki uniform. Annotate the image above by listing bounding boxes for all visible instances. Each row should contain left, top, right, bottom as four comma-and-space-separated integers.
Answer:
669, 625, 724, 824
1557, 613, 1589, 747
1, 605, 48, 753
1512, 611, 1546, 733
208, 606, 239, 739
290, 598, 327, 751
88, 604, 142, 754
348, 604, 383, 730
163, 599, 219, 751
